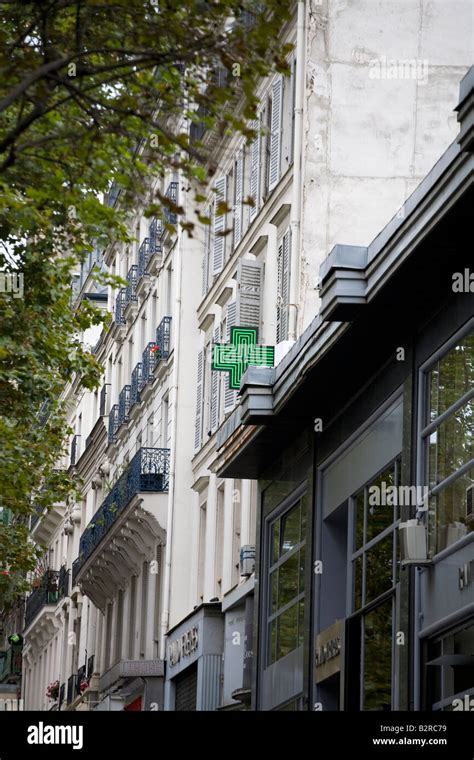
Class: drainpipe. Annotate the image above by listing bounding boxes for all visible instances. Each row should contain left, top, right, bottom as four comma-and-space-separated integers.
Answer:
288, 0, 306, 342
159, 189, 183, 662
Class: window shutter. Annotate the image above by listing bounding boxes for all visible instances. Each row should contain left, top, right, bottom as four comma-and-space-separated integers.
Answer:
210, 324, 221, 432
202, 208, 211, 296
269, 77, 283, 191
236, 259, 263, 331
224, 301, 238, 413
194, 350, 204, 451
276, 229, 291, 343
249, 119, 261, 222
233, 150, 244, 249
212, 176, 227, 275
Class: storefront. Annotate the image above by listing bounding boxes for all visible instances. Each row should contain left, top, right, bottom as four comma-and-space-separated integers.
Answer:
215, 67, 474, 710
164, 603, 224, 711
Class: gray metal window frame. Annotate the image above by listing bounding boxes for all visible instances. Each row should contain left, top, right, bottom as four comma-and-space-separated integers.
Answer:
262, 482, 307, 670
416, 317, 474, 537
346, 457, 401, 711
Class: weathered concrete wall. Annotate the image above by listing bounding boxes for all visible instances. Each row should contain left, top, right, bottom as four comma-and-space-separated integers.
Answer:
301, 0, 473, 328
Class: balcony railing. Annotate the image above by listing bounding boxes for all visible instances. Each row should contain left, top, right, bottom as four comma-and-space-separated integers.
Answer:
108, 404, 119, 444
30, 506, 42, 531
77, 664, 87, 693
66, 674, 77, 705
0, 644, 22, 682
59, 683, 65, 708
125, 265, 138, 305
58, 565, 70, 599
138, 237, 161, 278
87, 655, 95, 678
164, 181, 178, 225
149, 217, 164, 247
118, 385, 131, 426
99, 383, 110, 416
131, 363, 143, 407
72, 448, 170, 584
70, 435, 81, 467
25, 570, 60, 629
115, 289, 126, 325
107, 181, 121, 208
155, 316, 172, 360
142, 342, 158, 384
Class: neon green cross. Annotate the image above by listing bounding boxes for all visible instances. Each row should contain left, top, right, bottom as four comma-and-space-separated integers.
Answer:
212, 326, 275, 390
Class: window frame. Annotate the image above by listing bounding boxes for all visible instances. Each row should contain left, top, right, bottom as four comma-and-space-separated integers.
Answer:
263, 483, 307, 668
417, 318, 474, 557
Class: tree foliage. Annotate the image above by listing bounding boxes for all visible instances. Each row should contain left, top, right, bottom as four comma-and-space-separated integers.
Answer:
0, 0, 292, 607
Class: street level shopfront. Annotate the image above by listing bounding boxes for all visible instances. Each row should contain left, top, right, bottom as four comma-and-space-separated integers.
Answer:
215, 68, 474, 711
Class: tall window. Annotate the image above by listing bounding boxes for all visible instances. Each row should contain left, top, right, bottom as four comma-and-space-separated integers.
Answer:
422, 330, 474, 555
267, 496, 306, 665
197, 501, 207, 603
349, 458, 401, 711
215, 487, 225, 597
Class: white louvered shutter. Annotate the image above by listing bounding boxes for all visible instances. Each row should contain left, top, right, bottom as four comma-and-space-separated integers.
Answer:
233, 150, 244, 249
237, 259, 263, 332
210, 324, 221, 432
202, 207, 211, 296
224, 300, 238, 413
194, 350, 204, 451
212, 176, 227, 275
276, 229, 291, 343
269, 77, 283, 191
249, 119, 261, 222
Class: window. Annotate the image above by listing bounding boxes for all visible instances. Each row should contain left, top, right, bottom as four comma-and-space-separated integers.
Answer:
232, 480, 242, 587
197, 502, 207, 603
276, 229, 291, 343
215, 486, 225, 596
424, 621, 474, 710
421, 330, 474, 555
349, 458, 401, 710
114, 590, 124, 664
127, 576, 137, 659
140, 562, 149, 657
161, 396, 169, 448
267, 496, 306, 665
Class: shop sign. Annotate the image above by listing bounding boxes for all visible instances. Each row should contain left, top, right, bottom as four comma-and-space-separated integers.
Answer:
167, 625, 199, 667
315, 619, 344, 684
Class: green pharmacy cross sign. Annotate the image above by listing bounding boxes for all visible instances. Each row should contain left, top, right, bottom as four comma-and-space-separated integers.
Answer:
212, 327, 275, 390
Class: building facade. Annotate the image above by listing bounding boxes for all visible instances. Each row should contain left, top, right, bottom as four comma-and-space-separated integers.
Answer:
8, 0, 472, 711
215, 66, 474, 710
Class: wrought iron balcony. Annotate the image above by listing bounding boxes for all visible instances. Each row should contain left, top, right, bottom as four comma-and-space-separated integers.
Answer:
77, 664, 87, 693
25, 570, 59, 629
0, 644, 22, 682
164, 181, 178, 225
155, 316, 172, 361
115, 289, 126, 325
149, 217, 164, 246
58, 565, 70, 599
30, 505, 42, 531
118, 385, 131, 426
107, 181, 121, 208
59, 683, 65, 708
70, 435, 81, 467
87, 655, 95, 678
125, 265, 138, 305
138, 237, 162, 278
37, 400, 51, 427
131, 362, 143, 406
66, 674, 77, 704
108, 403, 119, 444
100, 383, 110, 416
142, 342, 158, 384
72, 447, 170, 584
